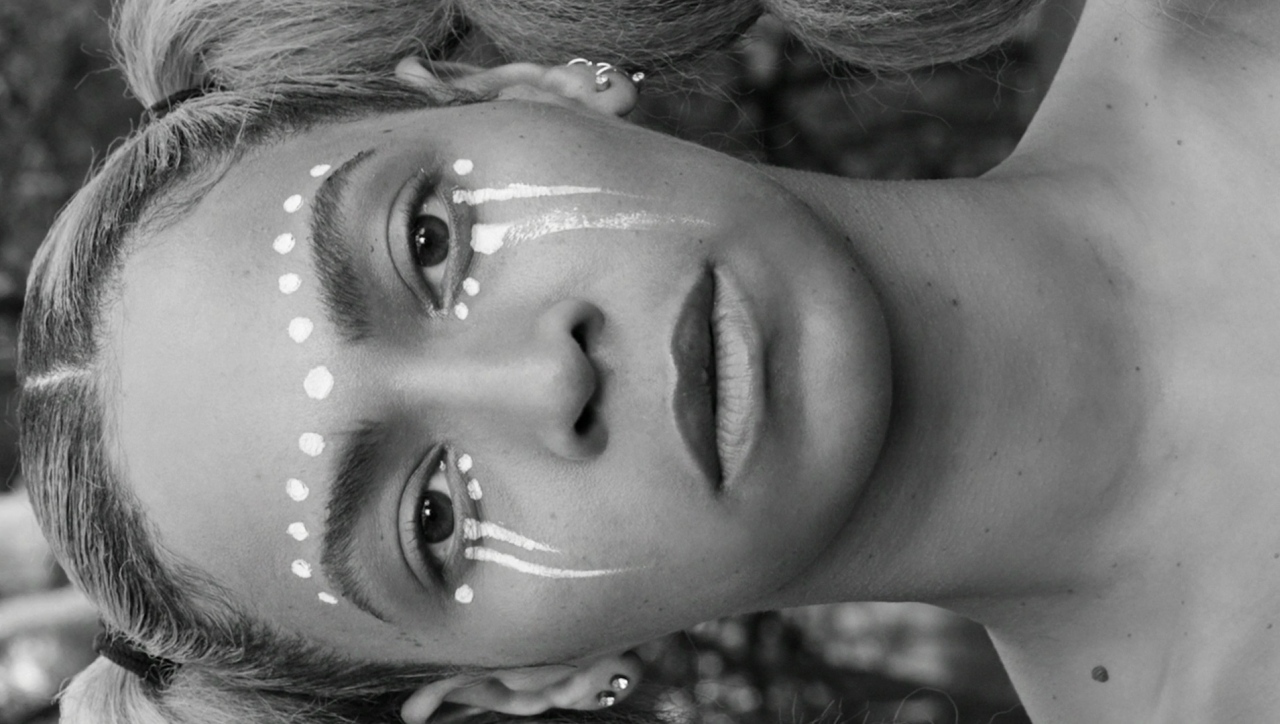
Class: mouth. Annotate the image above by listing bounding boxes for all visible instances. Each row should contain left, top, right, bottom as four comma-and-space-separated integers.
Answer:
672, 267, 764, 491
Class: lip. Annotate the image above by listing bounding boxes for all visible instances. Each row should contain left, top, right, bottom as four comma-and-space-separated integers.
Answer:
709, 268, 764, 488
671, 267, 764, 491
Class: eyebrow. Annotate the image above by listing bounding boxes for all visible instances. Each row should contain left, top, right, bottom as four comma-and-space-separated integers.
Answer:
309, 150, 404, 621
320, 419, 397, 623
309, 148, 378, 344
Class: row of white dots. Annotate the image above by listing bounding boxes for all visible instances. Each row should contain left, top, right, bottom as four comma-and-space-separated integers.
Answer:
455, 454, 480, 604
452, 159, 477, 321
280, 164, 338, 606
459, 454, 482, 500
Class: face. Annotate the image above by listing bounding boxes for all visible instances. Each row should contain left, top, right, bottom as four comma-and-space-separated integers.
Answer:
108, 99, 890, 667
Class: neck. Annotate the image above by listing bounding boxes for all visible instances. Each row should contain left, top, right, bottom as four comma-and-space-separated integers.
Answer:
760, 0, 1280, 718
766, 169, 1143, 611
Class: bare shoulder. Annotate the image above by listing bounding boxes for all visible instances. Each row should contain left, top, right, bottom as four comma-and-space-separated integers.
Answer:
1151, 0, 1280, 106
1155, 0, 1280, 53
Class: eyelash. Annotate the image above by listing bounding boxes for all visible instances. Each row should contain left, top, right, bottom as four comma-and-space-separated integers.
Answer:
406, 175, 474, 311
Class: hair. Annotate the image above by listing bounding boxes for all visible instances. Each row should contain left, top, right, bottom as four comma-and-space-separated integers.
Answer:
21, 0, 1046, 720
18, 74, 661, 724
111, 0, 1045, 108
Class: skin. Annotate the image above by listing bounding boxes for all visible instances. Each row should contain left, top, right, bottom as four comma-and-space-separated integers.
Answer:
108, 98, 891, 666
103, 0, 1280, 719
770, 0, 1280, 721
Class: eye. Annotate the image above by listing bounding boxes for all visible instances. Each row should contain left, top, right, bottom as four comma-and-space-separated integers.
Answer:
418, 464, 456, 548
399, 451, 470, 590
410, 193, 453, 298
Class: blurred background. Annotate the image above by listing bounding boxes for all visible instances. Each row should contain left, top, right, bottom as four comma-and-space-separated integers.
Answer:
0, 0, 1080, 721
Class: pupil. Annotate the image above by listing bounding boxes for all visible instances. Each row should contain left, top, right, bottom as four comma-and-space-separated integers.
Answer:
419, 490, 455, 544
413, 215, 450, 267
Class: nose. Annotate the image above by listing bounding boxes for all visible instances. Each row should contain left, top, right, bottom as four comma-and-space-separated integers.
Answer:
401, 298, 607, 460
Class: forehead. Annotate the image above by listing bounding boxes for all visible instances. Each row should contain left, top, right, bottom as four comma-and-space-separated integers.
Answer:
106, 118, 399, 640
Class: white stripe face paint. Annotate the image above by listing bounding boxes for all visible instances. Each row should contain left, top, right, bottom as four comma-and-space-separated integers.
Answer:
452, 184, 603, 205
318, 592, 339, 605
310, 164, 332, 178
463, 519, 558, 552
465, 547, 622, 578
470, 211, 712, 255
303, 366, 334, 400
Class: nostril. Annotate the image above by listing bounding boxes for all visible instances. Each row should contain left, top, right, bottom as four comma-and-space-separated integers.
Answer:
571, 320, 589, 350
537, 298, 607, 458
573, 403, 597, 436
568, 393, 607, 458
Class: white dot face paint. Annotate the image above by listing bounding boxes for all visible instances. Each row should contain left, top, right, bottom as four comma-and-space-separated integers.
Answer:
318, 592, 339, 605
286, 479, 310, 502
288, 317, 314, 343
310, 164, 332, 178
303, 366, 334, 400
465, 547, 622, 578
471, 222, 511, 255
287, 522, 310, 541
454, 584, 474, 604
278, 273, 302, 294
453, 302, 469, 320
467, 479, 483, 501
291, 560, 313, 578
452, 184, 603, 206
462, 278, 480, 297
298, 433, 326, 457
457, 454, 474, 473
283, 194, 304, 213
273, 233, 296, 254
452, 159, 473, 175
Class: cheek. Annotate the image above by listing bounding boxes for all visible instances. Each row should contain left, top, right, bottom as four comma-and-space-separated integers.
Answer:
464, 568, 701, 664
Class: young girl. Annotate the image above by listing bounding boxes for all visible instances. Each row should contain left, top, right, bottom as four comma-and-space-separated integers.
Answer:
21, 0, 1280, 722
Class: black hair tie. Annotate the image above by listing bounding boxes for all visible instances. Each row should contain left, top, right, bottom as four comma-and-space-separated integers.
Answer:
93, 629, 179, 689
146, 80, 224, 120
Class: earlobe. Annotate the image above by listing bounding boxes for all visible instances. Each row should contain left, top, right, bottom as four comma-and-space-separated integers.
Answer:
394, 57, 640, 118
399, 650, 642, 724
536, 61, 640, 118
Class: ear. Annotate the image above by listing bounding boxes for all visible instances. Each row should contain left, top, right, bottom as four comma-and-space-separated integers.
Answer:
400, 650, 642, 724
395, 57, 640, 118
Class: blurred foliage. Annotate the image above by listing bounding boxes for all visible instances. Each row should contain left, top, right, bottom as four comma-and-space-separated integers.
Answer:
633, 15, 1046, 181
0, 1, 1059, 722
0, 0, 136, 300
